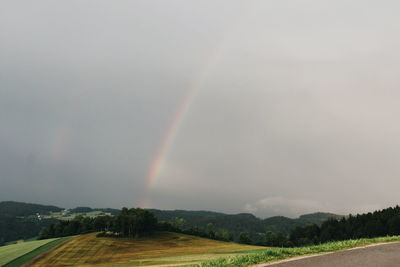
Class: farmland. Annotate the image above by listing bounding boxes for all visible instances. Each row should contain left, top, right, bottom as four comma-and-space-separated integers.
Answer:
0, 238, 58, 266
29, 232, 265, 267
18, 233, 400, 267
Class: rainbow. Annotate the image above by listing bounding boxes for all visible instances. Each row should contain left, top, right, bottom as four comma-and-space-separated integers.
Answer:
140, 5, 251, 207
145, 56, 217, 188
141, 44, 224, 207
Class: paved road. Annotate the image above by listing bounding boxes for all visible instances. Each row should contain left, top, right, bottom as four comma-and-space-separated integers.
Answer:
262, 242, 400, 267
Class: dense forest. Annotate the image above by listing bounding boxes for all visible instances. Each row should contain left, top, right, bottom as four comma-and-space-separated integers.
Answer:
0, 216, 57, 245
0, 201, 61, 244
289, 206, 400, 246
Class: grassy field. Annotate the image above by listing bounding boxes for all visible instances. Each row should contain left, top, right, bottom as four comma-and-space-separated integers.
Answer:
187, 235, 400, 267
29, 232, 265, 267
0, 238, 59, 266
3, 237, 70, 267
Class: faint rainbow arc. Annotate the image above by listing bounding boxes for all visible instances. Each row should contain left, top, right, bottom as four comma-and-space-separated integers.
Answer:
140, 4, 252, 207
143, 45, 224, 202
146, 61, 213, 187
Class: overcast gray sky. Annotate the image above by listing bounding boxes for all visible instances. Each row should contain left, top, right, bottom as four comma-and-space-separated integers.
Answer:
1, 0, 400, 218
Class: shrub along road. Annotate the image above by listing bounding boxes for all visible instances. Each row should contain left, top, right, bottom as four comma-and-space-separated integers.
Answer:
262, 242, 400, 267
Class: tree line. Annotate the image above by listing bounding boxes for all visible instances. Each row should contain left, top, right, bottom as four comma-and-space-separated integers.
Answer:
40, 207, 157, 239
166, 205, 400, 247
289, 205, 400, 246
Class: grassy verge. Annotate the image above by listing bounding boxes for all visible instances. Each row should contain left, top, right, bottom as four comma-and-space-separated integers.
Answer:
3, 237, 69, 267
186, 236, 400, 267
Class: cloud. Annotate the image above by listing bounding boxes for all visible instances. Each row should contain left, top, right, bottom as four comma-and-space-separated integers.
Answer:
1, 0, 400, 216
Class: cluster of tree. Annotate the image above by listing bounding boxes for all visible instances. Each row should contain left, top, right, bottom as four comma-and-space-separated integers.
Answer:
39, 208, 157, 239
0, 216, 57, 245
289, 206, 400, 246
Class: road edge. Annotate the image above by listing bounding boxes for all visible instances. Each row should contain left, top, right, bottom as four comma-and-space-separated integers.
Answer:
254, 241, 400, 267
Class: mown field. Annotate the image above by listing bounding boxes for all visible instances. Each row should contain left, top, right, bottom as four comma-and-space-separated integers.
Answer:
0, 238, 59, 266
29, 232, 265, 267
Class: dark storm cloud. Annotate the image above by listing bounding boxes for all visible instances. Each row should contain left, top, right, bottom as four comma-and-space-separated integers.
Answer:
2, 0, 400, 217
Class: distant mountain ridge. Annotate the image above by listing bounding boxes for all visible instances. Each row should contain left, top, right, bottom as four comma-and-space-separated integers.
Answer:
0, 201, 62, 217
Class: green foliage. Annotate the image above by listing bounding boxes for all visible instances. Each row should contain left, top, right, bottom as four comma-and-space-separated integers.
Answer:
157, 219, 234, 242
115, 207, 158, 237
263, 231, 290, 247
172, 218, 187, 230
289, 205, 400, 246
0, 216, 57, 243
239, 233, 252, 244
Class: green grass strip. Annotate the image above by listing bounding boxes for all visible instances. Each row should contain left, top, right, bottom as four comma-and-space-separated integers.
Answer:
185, 235, 400, 267
2, 237, 69, 267
0, 239, 57, 266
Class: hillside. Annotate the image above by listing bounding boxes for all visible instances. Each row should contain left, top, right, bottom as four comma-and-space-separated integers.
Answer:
0, 201, 62, 217
29, 232, 264, 266
150, 209, 342, 242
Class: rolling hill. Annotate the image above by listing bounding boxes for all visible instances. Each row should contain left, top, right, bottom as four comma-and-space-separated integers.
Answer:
29, 232, 264, 267
0, 201, 62, 217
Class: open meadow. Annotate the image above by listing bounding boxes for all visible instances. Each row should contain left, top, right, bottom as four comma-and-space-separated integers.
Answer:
29, 232, 265, 267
